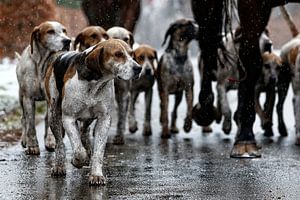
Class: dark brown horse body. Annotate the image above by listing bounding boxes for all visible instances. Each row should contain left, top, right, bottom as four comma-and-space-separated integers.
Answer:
81, 0, 140, 33
191, 0, 300, 157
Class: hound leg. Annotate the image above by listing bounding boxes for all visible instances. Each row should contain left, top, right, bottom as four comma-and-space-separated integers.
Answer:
183, 86, 193, 133
89, 114, 111, 186
19, 91, 26, 148
262, 89, 276, 137
293, 95, 300, 145
80, 120, 94, 158
49, 104, 66, 176
217, 83, 232, 135
143, 88, 153, 136
22, 96, 39, 155
44, 106, 56, 152
128, 90, 139, 133
113, 80, 129, 145
254, 87, 273, 136
63, 116, 88, 168
170, 92, 183, 134
277, 69, 290, 136
159, 89, 170, 138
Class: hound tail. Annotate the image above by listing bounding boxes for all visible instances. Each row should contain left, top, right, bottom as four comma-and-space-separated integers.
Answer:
15, 52, 21, 61
280, 6, 299, 38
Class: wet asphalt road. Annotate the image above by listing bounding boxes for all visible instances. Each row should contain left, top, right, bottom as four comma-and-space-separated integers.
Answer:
1, 59, 300, 199
1, 115, 300, 199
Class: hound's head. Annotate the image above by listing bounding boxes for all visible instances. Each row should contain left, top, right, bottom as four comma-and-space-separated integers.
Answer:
30, 21, 71, 54
74, 26, 109, 51
106, 26, 134, 48
84, 39, 141, 80
133, 44, 157, 77
162, 18, 198, 47
261, 52, 282, 86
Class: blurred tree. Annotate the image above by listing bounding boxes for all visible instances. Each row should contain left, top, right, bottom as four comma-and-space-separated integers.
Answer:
0, 0, 57, 58
81, 0, 141, 32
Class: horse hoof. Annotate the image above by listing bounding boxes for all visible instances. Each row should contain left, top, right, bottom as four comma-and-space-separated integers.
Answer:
192, 103, 218, 126
170, 126, 179, 134
230, 142, 261, 158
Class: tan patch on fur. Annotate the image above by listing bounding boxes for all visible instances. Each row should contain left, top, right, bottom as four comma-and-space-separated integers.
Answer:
44, 65, 54, 104
74, 26, 108, 51
262, 52, 282, 66
133, 44, 157, 65
62, 65, 76, 98
288, 46, 300, 66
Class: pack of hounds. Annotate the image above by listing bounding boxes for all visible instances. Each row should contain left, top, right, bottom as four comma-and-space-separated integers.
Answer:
15, 16, 300, 185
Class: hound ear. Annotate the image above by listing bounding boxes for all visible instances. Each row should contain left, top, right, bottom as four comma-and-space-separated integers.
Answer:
30, 26, 40, 54
154, 50, 158, 62
129, 32, 134, 48
162, 23, 178, 46
74, 33, 83, 51
85, 45, 104, 77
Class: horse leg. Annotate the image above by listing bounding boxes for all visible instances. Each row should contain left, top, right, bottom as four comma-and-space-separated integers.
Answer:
231, 0, 272, 158
191, 0, 223, 127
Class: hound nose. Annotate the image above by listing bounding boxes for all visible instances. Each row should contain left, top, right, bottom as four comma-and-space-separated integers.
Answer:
133, 64, 142, 75
63, 39, 71, 50
145, 68, 152, 75
269, 75, 277, 84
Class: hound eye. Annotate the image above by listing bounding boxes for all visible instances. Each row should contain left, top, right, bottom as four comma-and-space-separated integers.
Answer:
138, 55, 144, 61
62, 29, 67, 34
47, 30, 55, 34
123, 38, 129, 42
91, 33, 98, 39
103, 34, 109, 40
148, 56, 154, 61
115, 51, 123, 58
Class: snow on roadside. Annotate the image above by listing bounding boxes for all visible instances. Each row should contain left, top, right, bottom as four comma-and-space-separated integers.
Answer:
0, 58, 19, 115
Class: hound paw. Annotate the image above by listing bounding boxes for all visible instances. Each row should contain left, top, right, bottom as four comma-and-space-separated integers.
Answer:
263, 128, 274, 137
89, 175, 106, 186
45, 136, 56, 152
222, 120, 232, 135
25, 146, 40, 155
183, 118, 192, 133
143, 125, 152, 136
170, 126, 179, 134
113, 135, 125, 145
278, 125, 288, 137
51, 165, 66, 176
71, 150, 89, 168
202, 126, 212, 133
129, 123, 138, 133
